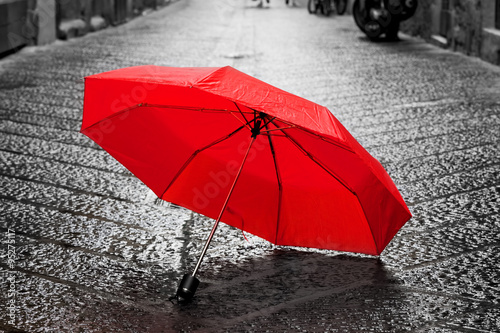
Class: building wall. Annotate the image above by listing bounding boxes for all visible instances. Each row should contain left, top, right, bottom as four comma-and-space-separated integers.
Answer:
481, 0, 500, 65
0, 0, 171, 55
0, 0, 29, 54
451, 0, 482, 56
401, 0, 434, 39
401, 0, 500, 66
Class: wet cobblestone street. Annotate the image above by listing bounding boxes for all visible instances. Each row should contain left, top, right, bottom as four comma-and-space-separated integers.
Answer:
1, 0, 500, 332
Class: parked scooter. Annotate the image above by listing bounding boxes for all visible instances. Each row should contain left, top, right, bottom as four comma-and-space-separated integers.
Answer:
353, 0, 417, 40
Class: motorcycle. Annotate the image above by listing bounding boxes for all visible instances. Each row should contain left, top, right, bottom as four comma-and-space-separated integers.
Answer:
353, 0, 417, 40
308, 0, 347, 16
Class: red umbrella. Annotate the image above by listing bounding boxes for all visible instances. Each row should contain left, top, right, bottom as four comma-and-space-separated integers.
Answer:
81, 65, 411, 301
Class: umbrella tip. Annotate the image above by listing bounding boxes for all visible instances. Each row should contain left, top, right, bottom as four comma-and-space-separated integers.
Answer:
175, 274, 200, 303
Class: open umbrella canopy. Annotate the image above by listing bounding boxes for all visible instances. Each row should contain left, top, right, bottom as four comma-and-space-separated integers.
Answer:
81, 65, 411, 257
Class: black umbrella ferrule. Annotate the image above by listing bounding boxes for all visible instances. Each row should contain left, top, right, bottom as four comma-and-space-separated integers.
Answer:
176, 274, 200, 303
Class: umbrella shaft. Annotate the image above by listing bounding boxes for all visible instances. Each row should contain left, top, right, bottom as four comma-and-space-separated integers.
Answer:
192, 136, 256, 277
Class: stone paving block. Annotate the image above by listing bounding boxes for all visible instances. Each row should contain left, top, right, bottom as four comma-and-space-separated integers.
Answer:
0, 153, 143, 201
355, 114, 500, 149
0, 267, 174, 333
3, 89, 84, 110
0, 199, 189, 263
0, 121, 95, 148
383, 223, 500, 268
347, 103, 499, 136
396, 246, 500, 303
367, 124, 500, 163
0, 234, 178, 302
5, 112, 80, 132
0, 133, 126, 174
226, 283, 479, 332
0, 176, 180, 232
403, 186, 500, 230
444, 307, 500, 332
1, 100, 82, 120
386, 144, 499, 184
400, 165, 500, 204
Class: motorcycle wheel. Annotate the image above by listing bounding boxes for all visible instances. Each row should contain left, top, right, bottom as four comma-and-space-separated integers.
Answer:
364, 21, 383, 39
352, 0, 384, 40
335, 0, 347, 15
308, 0, 318, 14
321, 0, 332, 16
353, 0, 367, 32
352, 0, 367, 32
399, 0, 418, 21
383, 0, 417, 21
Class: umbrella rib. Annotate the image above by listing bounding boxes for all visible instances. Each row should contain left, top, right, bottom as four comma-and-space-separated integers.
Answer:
234, 102, 251, 124
159, 125, 246, 199
259, 116, 276, 130
143, 103, 254, 114
269, 120, 356, 195
274, 119, 354, 153
232, 102, 253, 131
270, 121, 382, 253
265, 122, 283, 245
269, 121, 382, 251
81, 103, 143, 132
192, 135, 257, 277
261, 126, 294, 133
82, 103, 252, 132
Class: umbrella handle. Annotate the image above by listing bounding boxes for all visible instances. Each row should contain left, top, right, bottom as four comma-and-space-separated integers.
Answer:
176, 135, 257, 302
191, 135, 256, 277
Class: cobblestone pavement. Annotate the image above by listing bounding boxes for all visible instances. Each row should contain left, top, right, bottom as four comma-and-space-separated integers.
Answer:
1, 0, 500, 332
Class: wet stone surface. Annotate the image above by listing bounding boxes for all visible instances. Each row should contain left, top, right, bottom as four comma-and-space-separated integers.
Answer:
1, 0, 500, 332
